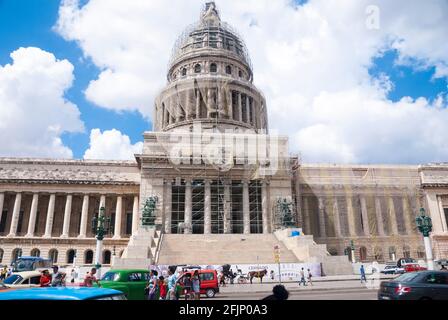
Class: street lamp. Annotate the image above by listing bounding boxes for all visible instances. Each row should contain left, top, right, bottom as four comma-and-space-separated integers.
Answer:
415, 208, 434, 270
91, 206, 111, 278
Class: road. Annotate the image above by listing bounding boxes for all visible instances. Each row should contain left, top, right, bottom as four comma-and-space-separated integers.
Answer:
214, 288, 378, 300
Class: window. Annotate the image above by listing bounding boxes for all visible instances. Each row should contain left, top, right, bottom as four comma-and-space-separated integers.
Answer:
225, 65, 232, 75
30, 248, 40, 257
374, 247, 383, 261
417, 247, 426, 259
85, 250, 93, 264
194, 64, 201, 73
126, 213, 133, 235
182, 68, 187, 76
34, 211, 40, 234
103, 250, 111, 264
3, 274, 22, 285
0, 210, 7, 233
210, 63, 217, 73
424, 273, 448, 285
0, 248, 3, 263
102, 272, 120, 282
49, 249, 58, 263
444, 208, 448, 230
359, 246, 367, 262
403, 246, 411, 259
199, 273, 215, 281
11, 248, 22, 262
16, 210, 24, 233
128, 273, 143, 282
238, 70, 243, 78
30, 276, 41, 285
67, 249, 76, 264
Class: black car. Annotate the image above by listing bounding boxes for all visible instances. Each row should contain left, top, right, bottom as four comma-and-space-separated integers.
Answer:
378, 271, 448, 300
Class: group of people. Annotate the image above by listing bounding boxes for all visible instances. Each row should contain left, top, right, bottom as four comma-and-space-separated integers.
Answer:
0, 267, 12, 281
146, 269, 201, 300
298, 267, 313, 286
38, 266, 100, 287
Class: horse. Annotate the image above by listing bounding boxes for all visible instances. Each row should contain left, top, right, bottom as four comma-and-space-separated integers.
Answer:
248, 269, 268, 284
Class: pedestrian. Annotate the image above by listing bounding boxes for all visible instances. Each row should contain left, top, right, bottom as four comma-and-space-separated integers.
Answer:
159, 276, 167, 300
146, 270, 159, 300
360, 265, 367, 283
219, 271, 226, 287
83, 267, 101, 287
40, 270, 52, 287
270, 270, 275, 280
261, 285, 289, 300
167, 268, 178, 300
307, 268, 313, 286
183, 273, 193, 300
191, 270, 201, 300
299, 267, 307, 286
70, 269, 78, 283
0, 267, 7, 281
51, 266, 66, 287
7, 268, 12, 277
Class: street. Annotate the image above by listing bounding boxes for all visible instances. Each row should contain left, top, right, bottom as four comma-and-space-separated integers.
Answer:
215, 288, 378, 300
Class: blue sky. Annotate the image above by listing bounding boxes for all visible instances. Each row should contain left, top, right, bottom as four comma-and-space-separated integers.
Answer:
0, 0, 148, 159
0, 0, 447, 163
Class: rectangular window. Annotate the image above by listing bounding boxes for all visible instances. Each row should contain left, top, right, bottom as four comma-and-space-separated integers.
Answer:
125, 213, 133, 235
0, 210, 7, 233
17, 210, 24, 233
444, 208, 448, 230
34, 211, 40, 234
110, 212, 116, 235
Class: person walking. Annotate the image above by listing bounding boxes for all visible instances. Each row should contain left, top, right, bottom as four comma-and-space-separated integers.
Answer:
159, 276, 167, 300
167, 268, 178, 300
147, 270, 159, 300
219, 271, 226, 287
307, 268, 313, 286
191, 270, 201, 300
70, 269, 78, 284
270, 270, 275, 281
40, 270, 52, 287
360, 265, 367, 283
51, 266, 66, 287
299, 267, 307, 286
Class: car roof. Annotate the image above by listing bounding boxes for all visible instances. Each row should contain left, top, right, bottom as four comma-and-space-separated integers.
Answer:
0, 287, 123, 300
9, 271, 42, 277
14, 256, 50, 261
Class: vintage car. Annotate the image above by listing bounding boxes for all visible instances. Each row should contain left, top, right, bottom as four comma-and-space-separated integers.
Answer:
2, 271, 42, 288
0, 287, 127, 300
96, 269, 150, 300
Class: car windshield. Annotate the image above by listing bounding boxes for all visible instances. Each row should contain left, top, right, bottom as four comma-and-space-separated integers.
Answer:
11, 260, 34, 272
101, 272, 120, 281
3, 274, 23, 285
394, 273, 420, 283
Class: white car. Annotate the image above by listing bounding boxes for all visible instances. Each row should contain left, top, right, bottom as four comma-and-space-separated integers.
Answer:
2, 271, 42, 288
380, 265, 404, 275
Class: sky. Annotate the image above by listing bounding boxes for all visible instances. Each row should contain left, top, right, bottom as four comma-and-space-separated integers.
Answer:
0, 0, 447, 164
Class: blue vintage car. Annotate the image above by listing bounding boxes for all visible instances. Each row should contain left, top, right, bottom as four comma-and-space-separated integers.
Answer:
0, 287, 127, 300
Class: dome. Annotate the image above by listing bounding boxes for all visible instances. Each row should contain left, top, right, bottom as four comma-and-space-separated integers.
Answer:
168, 2, 252, 71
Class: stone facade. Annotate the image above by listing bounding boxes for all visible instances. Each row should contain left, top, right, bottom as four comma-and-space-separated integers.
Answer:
0, 2, 447, 269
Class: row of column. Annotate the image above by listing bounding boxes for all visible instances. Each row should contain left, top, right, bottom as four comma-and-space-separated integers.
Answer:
304, 194, 414, 238
168, 179, 269, 235
0, 192, 139, 239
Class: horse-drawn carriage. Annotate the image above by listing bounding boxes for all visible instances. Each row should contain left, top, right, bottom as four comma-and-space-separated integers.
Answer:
220, 265, 268, 284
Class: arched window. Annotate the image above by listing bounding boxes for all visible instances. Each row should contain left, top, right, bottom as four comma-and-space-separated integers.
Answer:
210, 63, 217, 73
344, 247, 353, 262
30, 248, 40, 257
417, 246, 426, 259
225, 65, 232, 75
11, 248, 22, 262
403, 245, 411, 259
181, 68, 187, 76
0, 248, 3, 263
238, 70, 243, 78
67, 249, 76, 264
103, 250, 111, 265
389, 246, 396, 261
48, 249, 58, 263
373, 247, 383, 261
85, 250, 94, 264
194, 64, 201, 73
359, 246, 367, 262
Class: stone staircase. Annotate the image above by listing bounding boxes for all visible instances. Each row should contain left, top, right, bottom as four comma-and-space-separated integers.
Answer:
157, 233, 298, 265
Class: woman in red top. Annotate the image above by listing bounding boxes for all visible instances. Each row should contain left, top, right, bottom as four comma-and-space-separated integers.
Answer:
40, 270, 51, 287
158, 276, 167, 300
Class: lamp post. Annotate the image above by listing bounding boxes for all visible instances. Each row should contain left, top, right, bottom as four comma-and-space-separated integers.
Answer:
415, 208, 434, 270
92, 206, 111, 279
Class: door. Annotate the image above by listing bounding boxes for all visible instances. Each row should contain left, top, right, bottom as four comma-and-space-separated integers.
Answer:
127, 272, 144, 300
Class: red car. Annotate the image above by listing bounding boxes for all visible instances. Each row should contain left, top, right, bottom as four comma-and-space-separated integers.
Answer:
404, 264, 427, 273
177, 269, 219, 298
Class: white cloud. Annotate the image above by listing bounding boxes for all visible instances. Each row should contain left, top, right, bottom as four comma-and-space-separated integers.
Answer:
0, 47, 83, 158
55, 0, 448, 163
83, 128, 142, 160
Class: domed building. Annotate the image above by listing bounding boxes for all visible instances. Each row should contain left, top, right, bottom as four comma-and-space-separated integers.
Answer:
0, 2, 447, 274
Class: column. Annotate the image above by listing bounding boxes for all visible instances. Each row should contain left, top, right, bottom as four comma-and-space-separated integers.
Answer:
43, 194, 56, 238
132, 195, 139, 235
61, 194, 73, 238
302, 196, 310, 235
261, 181, 269, 234
227, 90, 233, 120
374, 197, 385, 236
204, 180, 212, 234
246, 96, 251, 125
333, 198, 342, 238
25, 193, 39, 237
360, 196, 370, 236
184, 180, 192, 234
78, 195, 89, 238
99, 194, 106, 211
388, 196, 399, 235
243, 181, 250, 234
437, 195, 448, 233
113, 196, 122, 239
238, 93, 243, 122
164, 181, 173, 234
346, 196, 357, 236
317, 197, 326, 238
7, 192, 22, 237
196, 91, 201, 119
0, 193, 4, 227
223, 182, 231, 234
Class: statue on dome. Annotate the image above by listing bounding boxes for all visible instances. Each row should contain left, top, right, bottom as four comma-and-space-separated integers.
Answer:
202, 2, 220, 26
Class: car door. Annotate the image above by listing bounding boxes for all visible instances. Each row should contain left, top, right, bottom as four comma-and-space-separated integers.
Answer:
428, 273, 448, 300
127, 272, 143, 300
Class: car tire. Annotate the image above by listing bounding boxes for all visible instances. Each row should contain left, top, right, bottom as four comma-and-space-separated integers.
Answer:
206, 289, 215, 298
